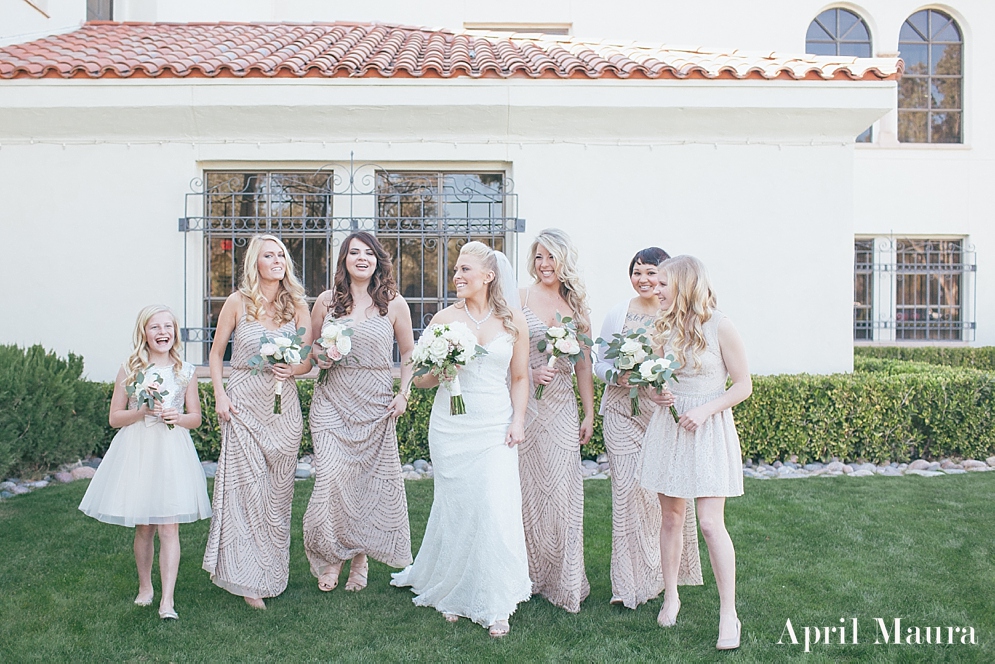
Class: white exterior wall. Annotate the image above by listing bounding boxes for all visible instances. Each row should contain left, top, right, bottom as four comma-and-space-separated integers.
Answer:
1, 0, 85, 47
0, 77, 890, 380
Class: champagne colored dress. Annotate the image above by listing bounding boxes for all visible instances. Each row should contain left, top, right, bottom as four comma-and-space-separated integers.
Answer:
303, 314, 412, 576
600, 310, 702, 609
202, 317, 302, 598
642, 311, 745, 498
79, 362, 212, 527
519, 303, 590, 613
391, 334, 532, 627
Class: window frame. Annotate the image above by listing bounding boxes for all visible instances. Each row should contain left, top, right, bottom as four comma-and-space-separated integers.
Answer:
897, 8, 964, 144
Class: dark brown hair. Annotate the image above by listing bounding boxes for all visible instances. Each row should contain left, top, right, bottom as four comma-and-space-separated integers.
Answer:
628, 246, 670, 275
328, 232, 397, 319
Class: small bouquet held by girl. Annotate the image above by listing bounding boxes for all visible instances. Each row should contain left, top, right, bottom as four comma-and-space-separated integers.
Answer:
535, 313, 593, 400
411, 321, 488, 415
126, 369, 173, 428
248, 327, 311, 414
315, 319, 354, 384
597, 326, 680, 420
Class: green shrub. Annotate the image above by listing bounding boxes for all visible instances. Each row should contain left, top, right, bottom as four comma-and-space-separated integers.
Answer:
733, 369, 995, 463
0, 345, 109, 478
855, 346, 995, 371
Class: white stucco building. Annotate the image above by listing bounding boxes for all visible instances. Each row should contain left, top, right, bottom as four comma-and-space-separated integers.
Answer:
2, 1, 986, 381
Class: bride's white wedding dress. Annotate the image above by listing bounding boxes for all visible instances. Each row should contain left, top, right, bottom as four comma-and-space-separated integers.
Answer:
391, 333, 532, 627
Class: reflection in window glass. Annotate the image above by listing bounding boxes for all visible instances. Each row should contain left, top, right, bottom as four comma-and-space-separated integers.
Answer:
805, 8, 873, 142
898, 10, 963, 143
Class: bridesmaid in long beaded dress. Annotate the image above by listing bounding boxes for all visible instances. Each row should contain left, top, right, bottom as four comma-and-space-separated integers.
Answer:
593, 248, 702, 612
303, 232, 415, 593
518, 228, 594, 613
203, 234, 312, 610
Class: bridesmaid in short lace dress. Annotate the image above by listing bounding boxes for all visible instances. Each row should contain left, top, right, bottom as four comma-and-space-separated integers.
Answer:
518, 228, 594, 613
640, 255, 752, 650
203, 234, 312, 610
593, 248, 702, 611
303, 232, 415, 593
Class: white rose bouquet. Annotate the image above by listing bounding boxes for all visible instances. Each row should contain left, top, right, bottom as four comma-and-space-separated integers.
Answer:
248, 327, 311, 414
410, 321, 487, 415
316, 319, 354, 384
535, 313, 593, 400
596, 326, 654, 416
628, 354, 681, 423
126, 369, 173, 429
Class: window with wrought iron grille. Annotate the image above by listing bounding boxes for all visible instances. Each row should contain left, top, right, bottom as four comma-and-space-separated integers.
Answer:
898, 9, 963, 144
806, 8, 873, 143
853, 238, 975, 342
179, 165, 523, 363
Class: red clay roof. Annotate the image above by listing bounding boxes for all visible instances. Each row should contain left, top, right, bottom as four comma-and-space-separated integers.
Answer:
0, 21, 902, 81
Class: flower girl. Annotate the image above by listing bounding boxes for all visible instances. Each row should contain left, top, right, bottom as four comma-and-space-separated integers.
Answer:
79, 305, 212, 620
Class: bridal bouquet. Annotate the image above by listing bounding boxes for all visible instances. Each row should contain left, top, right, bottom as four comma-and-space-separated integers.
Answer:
411, 321, 487, 415
248, 327, 311, 414
535, 313, 593, 400
596, 327, 654, 416
315, 319, 354, 384
628, 354, 681, 423
127, 369, 174, 428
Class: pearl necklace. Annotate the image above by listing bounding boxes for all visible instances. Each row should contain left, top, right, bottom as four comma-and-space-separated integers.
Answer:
465, 306, 493, 329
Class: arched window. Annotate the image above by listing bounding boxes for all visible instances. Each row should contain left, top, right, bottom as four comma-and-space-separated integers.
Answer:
806, 8, 873, 142
898, 9, 963, 143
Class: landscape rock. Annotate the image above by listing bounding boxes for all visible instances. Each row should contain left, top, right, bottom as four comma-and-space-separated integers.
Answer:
803, 463, 824, 471
401, 464, 414, 472
597, 462, 610, 472
908, 459, 930, 471
962, 459, 987, 470
987, 456, 995, 467
413, 459, 429, 472
83, 457, 102, 469
0, 491, 13, 499
27, 481, 49, 489
295, 465, 312, 479
581, 459, 599, 470
71, 467, 96, 480
0, 481, 15, 491
596, 453, 608, 464
906, 469, 943, 478
201, 462, 217, 479
826, 461, 845, 473
942, 468, 967, 475
850, 469, 875, 477
53, 472, 74, 484
928, 462, 942, 471
11, 485, 31, 495
402, 471, 422, 481
842, 465, 853, 474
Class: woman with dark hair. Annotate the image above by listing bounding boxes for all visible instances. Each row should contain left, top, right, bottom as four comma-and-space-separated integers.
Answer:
593, 247, 702, 614
302, 231, 415, 593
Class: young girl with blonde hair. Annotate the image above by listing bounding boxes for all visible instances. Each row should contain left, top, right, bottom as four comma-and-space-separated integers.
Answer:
203, 234, 312, 610
518, 228, 595, 613
640, 255, 752, 650
79, 305, 211, 620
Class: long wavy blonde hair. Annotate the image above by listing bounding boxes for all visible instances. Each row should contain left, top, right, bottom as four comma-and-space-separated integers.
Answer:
458, 241, 518, 340
652, 255, 717, 371
124, 305, 183, 387
239, 234, 307, 325
528, 228, 591, 335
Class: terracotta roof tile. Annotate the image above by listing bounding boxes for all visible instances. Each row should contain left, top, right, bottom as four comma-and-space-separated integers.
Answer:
0, 21, 902, 81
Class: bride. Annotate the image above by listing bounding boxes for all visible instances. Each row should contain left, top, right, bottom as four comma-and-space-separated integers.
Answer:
391, 241, 532, 637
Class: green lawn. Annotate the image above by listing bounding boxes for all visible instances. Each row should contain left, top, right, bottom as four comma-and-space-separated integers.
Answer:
1, 475, 993, 662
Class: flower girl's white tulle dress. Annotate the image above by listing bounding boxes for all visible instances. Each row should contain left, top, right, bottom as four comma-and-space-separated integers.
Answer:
391, 334, 532, 627
79, 362, 212, 527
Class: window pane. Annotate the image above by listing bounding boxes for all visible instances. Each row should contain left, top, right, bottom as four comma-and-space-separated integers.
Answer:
930, 112, 962, 143
806, 9, 871, 59
898, 111, 928, 143
806, 42, 837, 56
931, 43, 961, 76
839, 42, 872, 58
899, 44, 928, 75
856, 126, 872, 143
931, 79, 961, 109
901, 11, 929, 42
898, 77, 929, 109
932, 17, 961, 42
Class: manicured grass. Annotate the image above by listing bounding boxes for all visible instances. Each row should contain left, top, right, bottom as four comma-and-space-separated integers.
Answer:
1, 475, 993, 662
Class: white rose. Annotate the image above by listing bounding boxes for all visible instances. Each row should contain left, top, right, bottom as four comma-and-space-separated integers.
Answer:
337, 335, 352, 355
274, 336, 292, 348
284, 348, 302, 365
429, 337, 449, 362
618, 356, 636, 370
632, 348, 648, 364
259, 343, 279, 357
273, 349, 284, 362
620, 339, 642, 355
639, 360, 657, 381
555, 338, 580, 355
547, 326, 567, 339
456, 349, 470, 364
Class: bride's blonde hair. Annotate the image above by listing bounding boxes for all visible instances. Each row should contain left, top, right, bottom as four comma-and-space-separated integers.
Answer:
528, 228, 591, 335
239, 234, 307, 325
458, 241, 518, 340
124, 305, 183, 387
652, 256, 717, 371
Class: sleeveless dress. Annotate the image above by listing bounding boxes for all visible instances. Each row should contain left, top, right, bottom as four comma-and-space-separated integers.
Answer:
601, 310, 703, 609
202, 317, 303, 598
391, 334, 532, 628
519, 304, 590, 613
303, 314, 412, 576
641, 311, 745, 498
79, 362, 212, 527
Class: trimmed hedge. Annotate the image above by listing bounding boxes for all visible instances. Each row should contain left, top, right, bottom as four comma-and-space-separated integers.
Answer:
855, 345, 995, 371
0, 345, 110, 478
